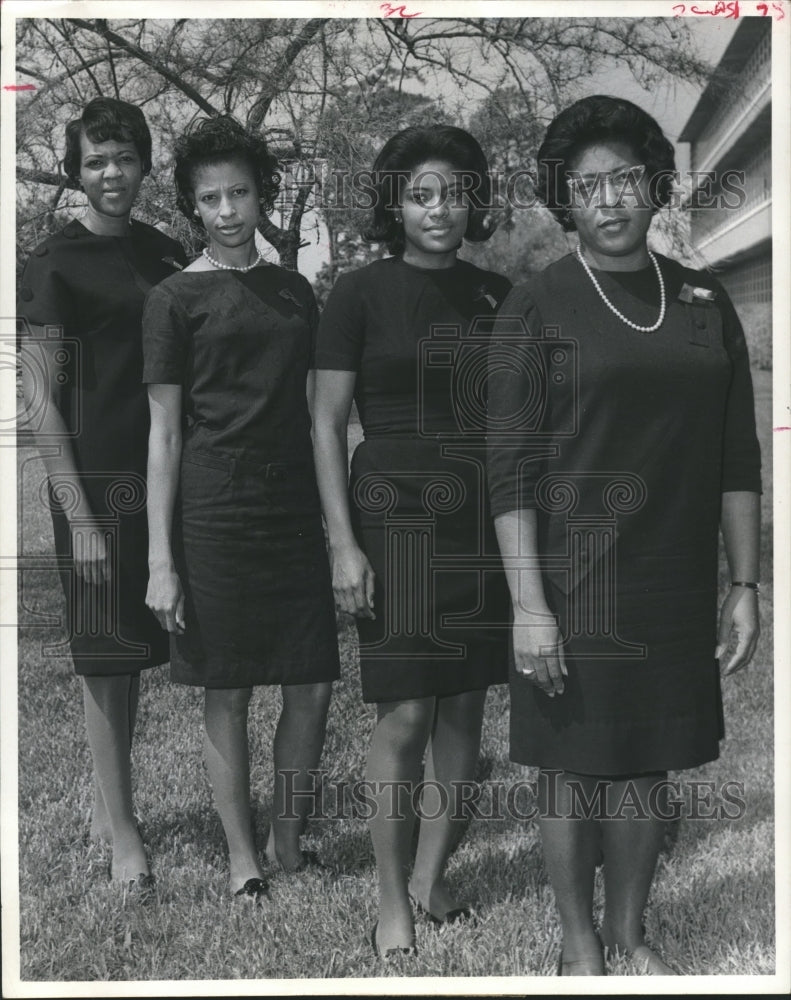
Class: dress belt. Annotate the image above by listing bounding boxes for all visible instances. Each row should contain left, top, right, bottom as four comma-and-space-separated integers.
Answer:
182, 447, 311, 480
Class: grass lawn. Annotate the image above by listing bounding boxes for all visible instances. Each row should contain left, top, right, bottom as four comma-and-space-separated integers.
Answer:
10, 370, 775, 985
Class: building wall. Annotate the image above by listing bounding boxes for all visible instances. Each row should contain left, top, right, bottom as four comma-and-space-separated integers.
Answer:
681, 19, 772, 367
719, 253, 772, 310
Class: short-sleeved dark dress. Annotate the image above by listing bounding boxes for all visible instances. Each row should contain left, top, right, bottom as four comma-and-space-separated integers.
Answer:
487, 252, 762, 775
142, 265, 340, 689
18, 219, 187, 675
315, 256, 512, 703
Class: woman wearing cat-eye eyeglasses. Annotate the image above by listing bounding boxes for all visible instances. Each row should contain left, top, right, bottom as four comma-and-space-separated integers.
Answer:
487, 94, 761, 975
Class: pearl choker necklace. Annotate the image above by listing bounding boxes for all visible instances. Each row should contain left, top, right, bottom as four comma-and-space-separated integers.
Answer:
575, 244, 666, 333
202, 246, 263, 272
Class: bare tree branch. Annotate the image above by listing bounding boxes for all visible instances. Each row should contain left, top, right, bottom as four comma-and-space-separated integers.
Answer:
288, 182, 313, 235
30, 21, 90, 103
18, 55, 131, 90
53, 20, 104, 96
16, 15, 711, 272
69, 18, 222, 116
18, 168, 79, 191
246, 19, 328, 131
101, 21, 122, 99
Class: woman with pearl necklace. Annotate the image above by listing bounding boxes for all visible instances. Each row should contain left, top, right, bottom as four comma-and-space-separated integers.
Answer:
487, 94, 761, 975
143, 116, 339, 900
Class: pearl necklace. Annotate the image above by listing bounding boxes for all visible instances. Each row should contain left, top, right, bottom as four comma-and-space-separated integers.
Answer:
575, 244, 666, 333
202, 245, 263, 272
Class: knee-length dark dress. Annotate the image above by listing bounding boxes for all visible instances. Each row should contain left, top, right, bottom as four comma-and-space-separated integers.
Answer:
486, 253, 762, 776
315, 256, 512, 703
142, 265, 340, 690
18, 219, 186, 675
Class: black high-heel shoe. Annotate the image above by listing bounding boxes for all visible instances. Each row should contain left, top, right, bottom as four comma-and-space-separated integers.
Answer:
127, 872, 156, 900
416, 899, 474, 926
369, 921, 417, 959
270, 849, 330, 874
108, 862, 156, 900
234, 877, 269, 904
409, 892, 474, 926
293, 850, 329, 873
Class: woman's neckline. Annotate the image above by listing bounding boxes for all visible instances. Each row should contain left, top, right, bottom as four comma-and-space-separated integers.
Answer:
73, 217, 135, 239
180, 262, 272, 275
571, 250, 656, 275
395, 254, 461, 274
601, 265, 654, 277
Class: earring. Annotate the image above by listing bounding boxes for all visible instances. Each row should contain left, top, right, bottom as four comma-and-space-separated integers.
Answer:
394, 214, 402, 224
193, 208, 200, 218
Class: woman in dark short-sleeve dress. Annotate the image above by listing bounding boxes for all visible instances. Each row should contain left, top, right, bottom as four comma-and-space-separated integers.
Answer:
144, 116, 339, 900
313, 126, 511, 955
487, 95, 761, 974
18, 97, 186, 889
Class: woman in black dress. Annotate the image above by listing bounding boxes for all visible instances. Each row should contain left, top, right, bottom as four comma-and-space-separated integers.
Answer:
19, 97, 186, 887
487, 95, 762, 974
144, 117, 339, 899
313, 126, 511, 955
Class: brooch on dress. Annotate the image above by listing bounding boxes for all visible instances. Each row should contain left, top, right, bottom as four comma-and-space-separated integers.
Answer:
279, 288, 302, 306
162, 257, 184, 270
679, 283, 716, 304
472, 285, 499, 309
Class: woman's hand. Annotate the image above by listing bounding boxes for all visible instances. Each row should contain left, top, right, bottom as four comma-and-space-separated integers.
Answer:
146, 565, 185, 634
22, 336, 112, 588
330, 543, 376, 619
70, 517, 111, 586
146, 383, 183, 633
512, 608, 567, 696
715, 586, 759, 675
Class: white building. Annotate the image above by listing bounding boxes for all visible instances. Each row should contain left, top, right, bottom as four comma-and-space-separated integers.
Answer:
679, 18, 771, 349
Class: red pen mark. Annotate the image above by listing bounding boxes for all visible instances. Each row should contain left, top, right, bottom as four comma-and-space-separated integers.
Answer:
4, 84, 36, 91
674, 0, 740, 14
758, 1, 785, 17
773, 426, 791, 432
380, 2, 422, 17
693, 1, 740, 16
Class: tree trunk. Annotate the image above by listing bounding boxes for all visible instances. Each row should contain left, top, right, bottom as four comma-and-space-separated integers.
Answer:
273, 228, 302, 271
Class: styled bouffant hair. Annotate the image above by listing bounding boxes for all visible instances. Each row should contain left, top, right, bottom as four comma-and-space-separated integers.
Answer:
366, 125, 495, 254
536, 95, 677, 232
63, 97, 153, 180
173, 115, 280, 223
